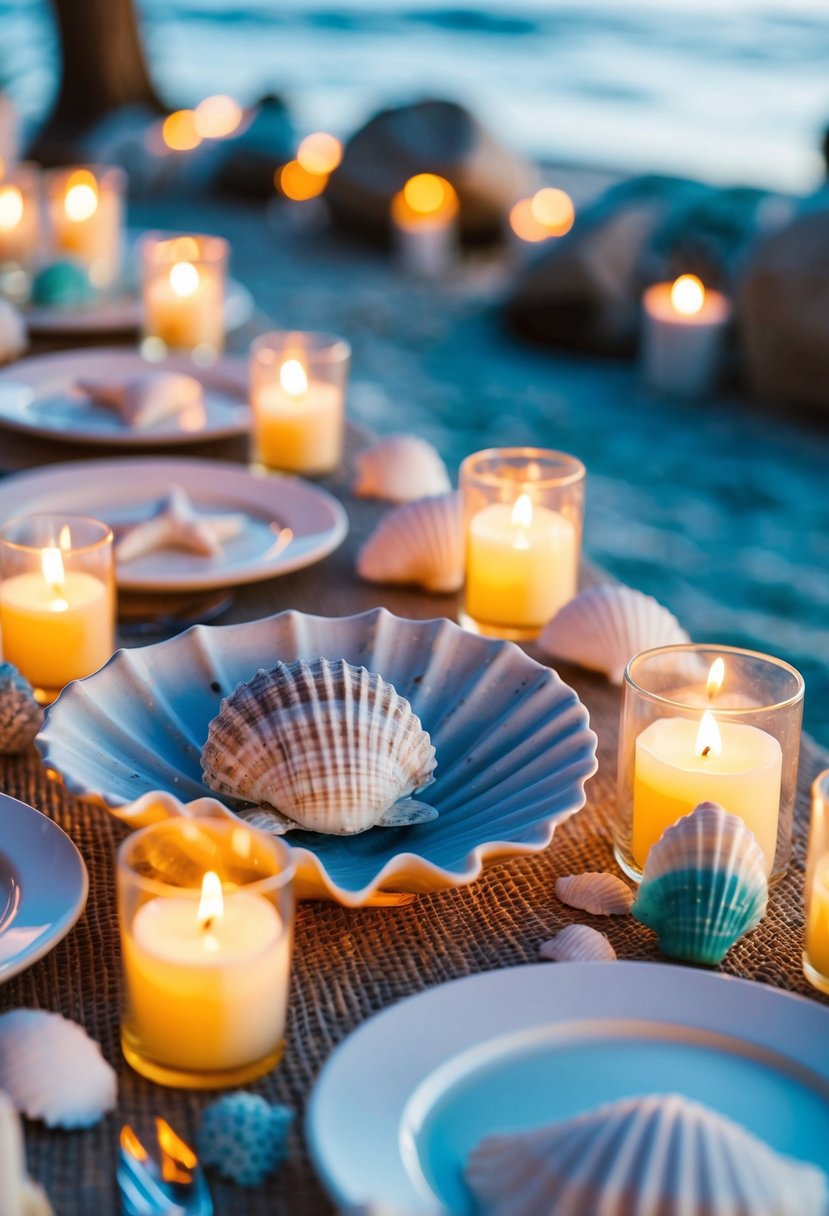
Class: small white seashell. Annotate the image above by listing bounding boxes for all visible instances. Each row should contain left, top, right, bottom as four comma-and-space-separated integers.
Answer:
0, 1091, 54, 1215
356, 491, 462, 593
465, 1092, 829, 1216
0, 1010, 117, 1129
539, 923, 616, 962
115, 485, 246, 564
0, 299, 27, 365
202, 658, 438, 835
76, 370, 204, 430
633, 801, 769, 965
0, 662, 43, 754
555, 872, 633, 915
353, 435, 451, 502
538, 584, 690, 685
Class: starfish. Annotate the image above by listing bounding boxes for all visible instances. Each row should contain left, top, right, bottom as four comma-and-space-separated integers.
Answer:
76, 372, 205, 430
115, 486, 246, 564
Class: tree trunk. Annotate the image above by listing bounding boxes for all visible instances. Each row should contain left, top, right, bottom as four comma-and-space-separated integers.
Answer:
30, 0, 164, 164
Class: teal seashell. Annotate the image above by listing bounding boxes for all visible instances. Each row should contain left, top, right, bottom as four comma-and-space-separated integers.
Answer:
31, 260, 94, 307
633, 801, 768, 966
198, 1091, 293, 1187
0, 662, 43, 754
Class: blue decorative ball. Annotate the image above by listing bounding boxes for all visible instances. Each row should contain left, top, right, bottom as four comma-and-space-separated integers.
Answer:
31, 260, 94, 307
198, 1091, 293, 1187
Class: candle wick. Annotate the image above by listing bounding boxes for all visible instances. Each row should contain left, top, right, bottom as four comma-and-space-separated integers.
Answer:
201, 916, 213, 932
701, 745, 711, 758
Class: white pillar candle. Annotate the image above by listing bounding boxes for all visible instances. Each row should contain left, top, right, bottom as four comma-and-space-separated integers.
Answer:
641, 274, 731, 398
632, 710, 782, 873
122, 871, 290, 1073
465, 493, 577, 633
391, 173, 459, 278
46, 166, 123, 290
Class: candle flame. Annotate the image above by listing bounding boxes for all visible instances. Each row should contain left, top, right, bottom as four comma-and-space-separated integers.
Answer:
162, 109, 202, 152
169, 261, 200, 298
695, 709, 722, 759
278, 159, 328, 201
671, 274, 705, 317
403, 173, 456, 217
297, 132, 342, 176
58, 524, 72, 551
511, 493, 533, 530
280, 358, 308, 397
197, 870, 223, 930
707, 657, 725, 699
194, 94, 243, 140
0, 185, 24, 231
64, 171, 99, 222
41, 546, 65, 590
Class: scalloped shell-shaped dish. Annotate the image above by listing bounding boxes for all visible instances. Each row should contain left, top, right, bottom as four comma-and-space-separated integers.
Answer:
38, 609, 598, 906
466, 1092, 829, 1216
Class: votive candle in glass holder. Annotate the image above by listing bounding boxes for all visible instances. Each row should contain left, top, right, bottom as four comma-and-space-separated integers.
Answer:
141, 232, 228, 363
641, 274, 731, 398
615, 644, 804, 885
118, 818, 295, 1089
44, 165, 125, 291
390, 173, 459, 278
249, 330, 350, 475
459, 447, 585, 642
0, 513, 116, 703
804, 770, 829, 994
0, 163, 40, 273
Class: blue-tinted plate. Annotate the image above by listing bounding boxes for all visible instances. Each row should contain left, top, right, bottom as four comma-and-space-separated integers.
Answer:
307, 962, 829, 1213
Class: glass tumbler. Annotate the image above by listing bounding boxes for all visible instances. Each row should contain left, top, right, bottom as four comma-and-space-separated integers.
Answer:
804, 770, 829, 994
141, 232, 228, 363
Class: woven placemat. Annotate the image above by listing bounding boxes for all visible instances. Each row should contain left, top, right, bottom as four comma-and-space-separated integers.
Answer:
1, 667, 826, 1216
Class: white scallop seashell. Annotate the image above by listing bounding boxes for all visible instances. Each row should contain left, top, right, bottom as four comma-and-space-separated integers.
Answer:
0, 1010, 117, 1129
353, 435, 451, 502
539, 923, 616, 962
202, 658, 438, 835
356, 491, 462, 593
555, 872, 633, 915
538, 584, 690, 685
0, 300, 27, 365
465, 1092, 829, 1216
76, 371, 204, 430
633, 801, 769, 965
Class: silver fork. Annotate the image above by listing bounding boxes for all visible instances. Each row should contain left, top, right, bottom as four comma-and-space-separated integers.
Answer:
118, 1120, 213, 1216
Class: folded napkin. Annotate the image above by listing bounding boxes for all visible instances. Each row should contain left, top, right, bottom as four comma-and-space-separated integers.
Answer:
76, 370, 204, 429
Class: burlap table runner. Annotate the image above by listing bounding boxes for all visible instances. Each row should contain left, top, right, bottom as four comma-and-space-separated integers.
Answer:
1, 479, 826, 1216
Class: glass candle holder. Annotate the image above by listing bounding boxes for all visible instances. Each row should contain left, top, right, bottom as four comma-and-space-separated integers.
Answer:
459, 447, 585, 641
390, 173, 459, 278
44, 164, 125, 291
615, 643, 804, 885
804, 770, 829, 994
249, 330, 350, 475
0, 163, 40, 275
0, 514, 116, 703
118, 818, 295, 1089
641, 275, 732, 398
141, 232, 228, 363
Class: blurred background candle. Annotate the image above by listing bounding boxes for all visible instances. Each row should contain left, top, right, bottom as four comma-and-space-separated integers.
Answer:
0, 514, 115, 701
509, 186, 575, 248
641, 273, 732, 397
616, 644, 804, 884
45, 165, 124, 291
460, 447, 585, 641
119, 819, 294, 1088
0, 163, 39, 272
141, 232, 227, 362
391, 173, 459, 277
804, 770, 829, 994
249, 330, 350, 475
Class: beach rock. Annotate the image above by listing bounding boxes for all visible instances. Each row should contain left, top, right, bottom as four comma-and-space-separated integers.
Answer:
739, 206, 829, 411
215, 95, 296, 198
326, 99, 536, 244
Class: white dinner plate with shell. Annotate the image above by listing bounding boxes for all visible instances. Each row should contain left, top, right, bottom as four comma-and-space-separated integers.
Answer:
0, 457, 348, 592
306, 962, 829, 1214
0, 348, 250, 446
37, 608, 598, 904
0, 794, 88, 983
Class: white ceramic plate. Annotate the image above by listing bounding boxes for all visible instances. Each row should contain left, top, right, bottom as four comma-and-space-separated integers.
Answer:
0, 348, 250, 447
307, 962, 829, 1213
24, 275, 254, 336
0, 794, 88, 983
37, 609, 598, 905
0, 457, 348, 591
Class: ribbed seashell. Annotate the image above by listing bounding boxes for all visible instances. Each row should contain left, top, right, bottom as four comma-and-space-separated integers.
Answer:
539, 924, 616, 962
633, 801, 768, 965
0, 662, 43, 754
356, 492, 462, 593
465, 1092, 829, 1216
0, 1010, 117, 1128
555, 872, 633, 915
353, 435, 451, 503
538, 584, 690, 685
202, 658, 438, 835
0, 300, 26, 365
0, 1092, 53, 1216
